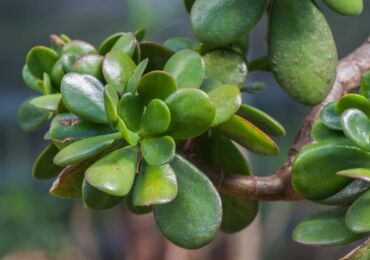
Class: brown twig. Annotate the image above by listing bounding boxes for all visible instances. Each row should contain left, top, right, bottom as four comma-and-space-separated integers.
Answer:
186, 36, 370, 201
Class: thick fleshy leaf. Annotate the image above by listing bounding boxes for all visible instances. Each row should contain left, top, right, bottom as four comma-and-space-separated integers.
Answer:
318, 179, 369, 206
61, 40, 97, 73
98, 32, 124, 55
32, 144, 63, 179
166, 88, 215, 139
72, 54, 104, 81
26, 46, 59, 78
126, 192, 152, 215
216, 115, 279, 155
82, 178, 123, 210
22, 65, 41, 92
311, 120, 344, 142
360, 72, 370, 100
102, 51, 136, 93
237, 104, 286, 137
153, 156, 222, 249
292, 140, 370, 200
50, 34, 67, 54
110, 32, 137, 57
30, 94, 61, 112
104, 84, 119, 125
164, 49, 205, 88
139, 41, 174, 71
293, 209, 365, 246
341, 109, 370, 152
50, 161, 91, 199
164, 37, 198, 52
196, 131, 257, 233
137, 71, 177, 104
190, 0, 267, 45
86, 146, 138, 197
17, 97, 50, 132
61, 73, 108, 124
126, 58, 148, 94
117, 118, 140, 146
54, 133, 119, 166
118, 93, 145, 132
346, 190, 370, 233
201, 50, 247, 92
132, 163, 177, 206
51, 59, 65, 87
140, 136, 176, 166
336, 94, 370, 117
39, 73, 54, 95
323, 0, 363, 16
337, 168, 370, 183
141, 99, 171, 135
50, 113, 113, 149
320, 102, 342, 130
208, 85, 241, 126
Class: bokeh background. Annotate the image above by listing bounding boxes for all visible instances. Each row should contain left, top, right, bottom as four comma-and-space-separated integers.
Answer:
0, 1, 369, 259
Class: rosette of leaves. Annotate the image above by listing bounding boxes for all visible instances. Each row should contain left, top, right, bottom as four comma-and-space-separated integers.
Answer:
18, 29, 287, 249
291, 73, 370, 247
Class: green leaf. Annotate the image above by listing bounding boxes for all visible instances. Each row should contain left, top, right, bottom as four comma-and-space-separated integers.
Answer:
26, 46, 59, 78
216, 115, 279, 155
102, 51, 136, 94
320, 102, 342, 130
110, 32, 137, 57
32, 144, 63, 179
208, 84, 241, 126
241, 81, 267, 94
292, 140, 370, 200
141, 99, 171, 135
61, 73, 108, 124
337, 168, 370, 183
82, 178, 124, 210
126, 192, 152, 215
336, 94, 370, 117
346, 190, 370, 233
30, 94, 61, 112
135, 29, 146, 42
72, 54, 104, 82
50, 161, 91, 199
118, 93, 145, 132
190, 0, 267, 45
323, 0, 363, 16
85, 146, 138, 197
293, 209, 365, 246
22, 65, 41, 92
311, 120, 344, 142
50, 113, 113, 149
61, 40, 97, 73
139, 41, 174, 72
51, 59, 65, 87
126, 58, 148, 94
117, 118, 140, 146
153, 155, 222, 249
166, 88, 215, 139
140, 136, 176, 166
54, 133, 119, 166
164, 37, 198, 52
104, 84, 119, 125
132, 163, 178, 206
98, 32, 125, 55
137, 71, 177, 104
360, 72, 370, 100
201, 50, 247, 92
17, 97, 51, 132
341, 109, 370, 152
164, 49, 205, 88
237, 104, 286, 137
39, 73, 54, 95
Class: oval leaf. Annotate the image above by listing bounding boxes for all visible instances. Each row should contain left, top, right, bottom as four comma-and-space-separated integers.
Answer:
346, 190, 370, 233
118, 93, 145, 132
139, 41, 174, 72
140, 136, 176, 166
30, 94, 61, 112
141, 99, 171, 135
110, 32, 137, 57
17, 97, 50, 132
311, 120, 344, 142
33, 144, 63, 179
73, 54, 104, 81
341, 109, 370, 152
22, 65, 41, 92
320, 102, 342, 130
26, 46, 59, 78
336, 94, 370, 117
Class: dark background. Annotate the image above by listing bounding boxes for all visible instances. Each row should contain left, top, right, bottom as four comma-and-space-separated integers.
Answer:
0, 1, 369, 259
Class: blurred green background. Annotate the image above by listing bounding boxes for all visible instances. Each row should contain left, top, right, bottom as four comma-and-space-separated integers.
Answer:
0, 1, 369, 259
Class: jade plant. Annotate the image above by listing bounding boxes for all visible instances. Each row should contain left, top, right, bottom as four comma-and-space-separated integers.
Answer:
17, 0, 369, 255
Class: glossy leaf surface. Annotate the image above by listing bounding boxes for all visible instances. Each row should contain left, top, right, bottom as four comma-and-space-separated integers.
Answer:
141, 99, 171, 135
110, 32, 137, 57
320, 102, 342, 130
73, 54, 104, 81
311, 120, 344, 142
341, 109, 370, 152
26, 46, 59, 78
98, 32, 124, 55
141, 136, 176, 166
118, 93, 145, 132
323, 0, 363, 16
346, 190, 370, 233
30, 94, 61, 112
22, 65, 41, 92
126, 58, 148, 94
336, 94, 370, 117
337, 168, 370, 183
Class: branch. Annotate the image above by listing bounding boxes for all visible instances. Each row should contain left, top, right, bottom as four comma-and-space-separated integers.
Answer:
187, 36, 370, 201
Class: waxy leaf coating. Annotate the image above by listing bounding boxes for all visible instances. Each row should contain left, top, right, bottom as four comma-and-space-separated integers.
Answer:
346, 190, 370, 233
341, 109, 370, 152
166, 88, 215, 140
22, 65, 41, 92
337, 168, 370, 183
33, 144, 63, 180
293, 209, 366, 246
30, 94, 61, 112
73, 54, 104, 82
132, 164, 178, 206
323, 0, 363, 16
311, 120, 344, 142
110, 32, 137, 57
164, 49, 205, 88
61, 73, 108, 124
86, 146, 138, 197
141, 136, 176, 166
141, 99, 171, 135
336, 94, 370, 117
26, 46, 59, 79
320, 102, 342, 130
118, 93, 145, 132
153, 156, 222, 249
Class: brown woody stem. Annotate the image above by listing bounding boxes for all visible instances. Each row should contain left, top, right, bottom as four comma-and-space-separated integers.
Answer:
186, 36, 370, 201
